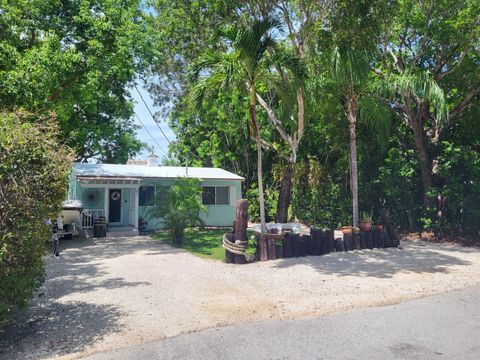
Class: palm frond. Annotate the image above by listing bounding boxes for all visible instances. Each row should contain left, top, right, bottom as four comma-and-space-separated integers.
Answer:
382, 70, 448, 123
358, 96, 392, 148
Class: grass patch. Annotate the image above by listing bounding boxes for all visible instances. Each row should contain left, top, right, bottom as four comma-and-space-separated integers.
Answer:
152, 228, 256, 261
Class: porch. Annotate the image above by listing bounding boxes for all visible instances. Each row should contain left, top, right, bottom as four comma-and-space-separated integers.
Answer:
77, 176, 141, 235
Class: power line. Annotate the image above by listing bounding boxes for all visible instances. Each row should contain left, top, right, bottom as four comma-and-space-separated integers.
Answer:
134, 113, 168, 157
134, 84, 172, 146
134, 83, 202, 162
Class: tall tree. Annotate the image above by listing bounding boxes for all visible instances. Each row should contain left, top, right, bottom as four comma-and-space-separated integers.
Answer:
0, 0, 153, 162
378, 0, 480, 204
191, 17, 285, 233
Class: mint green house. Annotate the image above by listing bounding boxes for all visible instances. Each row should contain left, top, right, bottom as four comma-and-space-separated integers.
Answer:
67, 156, 244, 236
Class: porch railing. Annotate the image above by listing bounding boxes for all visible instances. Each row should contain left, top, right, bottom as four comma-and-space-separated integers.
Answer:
81, 209, 105, 229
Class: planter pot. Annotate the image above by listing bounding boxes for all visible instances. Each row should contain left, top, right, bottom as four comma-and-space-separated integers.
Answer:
341, 226, 353, 235
377, 224, 384, 231
352, 227, 360, 235
359, 222, 372, 232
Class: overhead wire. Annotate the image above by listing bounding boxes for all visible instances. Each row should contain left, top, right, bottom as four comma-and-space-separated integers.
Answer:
134, 84, 172, 147
134, 83, 203, 162
133, 112, 168, 157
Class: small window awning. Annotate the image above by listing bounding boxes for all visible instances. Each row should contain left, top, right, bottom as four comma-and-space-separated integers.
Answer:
77, 176, 142, 185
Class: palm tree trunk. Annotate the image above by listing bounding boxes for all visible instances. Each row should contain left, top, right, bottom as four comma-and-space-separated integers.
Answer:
347, 98, 359, 227
255, 136, 267, 233
275, 161, 294, 223
249, 88, 266, 234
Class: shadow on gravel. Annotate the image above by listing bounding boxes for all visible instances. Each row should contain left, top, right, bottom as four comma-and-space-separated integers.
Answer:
0, 301, 123, 360
0, 236, 171, 359
44, 236, 179, 299
273, 244, 473, 278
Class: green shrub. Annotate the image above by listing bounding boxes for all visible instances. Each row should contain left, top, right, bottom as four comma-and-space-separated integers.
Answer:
291, 158, 351, 228
431, 142, 480, 234
0, 111, 73, 326
146, 177, 206, 243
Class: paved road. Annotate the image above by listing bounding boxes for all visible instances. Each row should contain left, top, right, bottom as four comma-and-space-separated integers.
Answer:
84, 286, 480, 360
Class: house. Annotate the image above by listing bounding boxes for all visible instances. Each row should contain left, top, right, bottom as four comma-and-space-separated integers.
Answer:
67, 154, 244, 236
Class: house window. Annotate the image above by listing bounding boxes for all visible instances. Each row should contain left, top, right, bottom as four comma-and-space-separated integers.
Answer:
139, 186, 155, 206
155, 186, 170, 204
202, 186, 229, 205
202, 187, 216, 205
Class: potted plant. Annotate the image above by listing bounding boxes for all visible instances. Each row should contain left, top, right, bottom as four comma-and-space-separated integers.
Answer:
359, 211, 373, 232
341, 226, 353, 234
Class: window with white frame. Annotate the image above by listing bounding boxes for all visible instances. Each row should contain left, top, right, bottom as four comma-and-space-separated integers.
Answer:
202, 186, 229, 205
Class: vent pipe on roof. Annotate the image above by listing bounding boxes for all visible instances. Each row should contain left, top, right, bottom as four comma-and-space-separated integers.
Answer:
147, 151, 159, 167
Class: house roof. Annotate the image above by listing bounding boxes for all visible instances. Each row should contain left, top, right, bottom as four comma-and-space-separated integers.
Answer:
73, 163, 245, 181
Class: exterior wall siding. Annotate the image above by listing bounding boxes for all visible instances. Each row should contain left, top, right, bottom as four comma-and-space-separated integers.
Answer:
74, 177, 242, 230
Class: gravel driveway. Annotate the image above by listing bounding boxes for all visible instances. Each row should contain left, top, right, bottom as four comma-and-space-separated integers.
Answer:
1, 236, 480, 360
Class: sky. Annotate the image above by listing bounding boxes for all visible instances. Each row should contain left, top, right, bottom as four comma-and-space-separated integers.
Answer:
130, 84, 176, 161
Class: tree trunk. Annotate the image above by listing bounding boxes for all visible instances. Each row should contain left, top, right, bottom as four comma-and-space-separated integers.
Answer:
248, 86, 266, 234
411, 115, 433, 204
275, 161, 294, 223
256, 136, 267, 233
347, 98, 359, 227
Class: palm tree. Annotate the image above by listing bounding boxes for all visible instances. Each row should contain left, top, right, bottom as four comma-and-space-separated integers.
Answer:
381, 71, 448, 205
329, 46, 389, 226
191, 17, 283, 233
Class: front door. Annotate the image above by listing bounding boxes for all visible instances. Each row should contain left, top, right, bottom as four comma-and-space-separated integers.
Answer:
109, 189, 122, 224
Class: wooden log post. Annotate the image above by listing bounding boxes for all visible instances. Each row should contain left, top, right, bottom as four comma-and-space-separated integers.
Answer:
378, 228, 386, 248
328, 229, 335, 253
224, 199, 249, 264
298, 235, 306, 257
366, 231, 373, 249
283, 234, 294, 258
310, 228, 321, 255
353, 233, 360, 250
359, 232, 366, 249
343, 233, 352, 251
267, 238, 277, 260
276, 242, 284, 258
291, 233, 301, 257
334, 237, 345, 252
381, 207, 400, 248
258, 234, 269, 261
234, 199, 248, 241
224, 233, 235, 264
303, 234, 313, 256
372, 229, 379, 248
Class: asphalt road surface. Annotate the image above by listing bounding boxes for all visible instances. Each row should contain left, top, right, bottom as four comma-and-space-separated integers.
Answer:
84, 286, 480, 360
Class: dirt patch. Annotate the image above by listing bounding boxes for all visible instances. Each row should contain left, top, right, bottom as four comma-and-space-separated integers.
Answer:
1, 236, 480, 360
402, 231, 480, 247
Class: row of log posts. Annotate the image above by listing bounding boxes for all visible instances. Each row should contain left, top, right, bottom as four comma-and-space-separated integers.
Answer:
226, 200, 399, 263
256, 227, 394, 261
343, 228, 388, 251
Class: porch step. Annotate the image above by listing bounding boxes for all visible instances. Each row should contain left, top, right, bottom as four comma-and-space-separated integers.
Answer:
106, 227, 139, 238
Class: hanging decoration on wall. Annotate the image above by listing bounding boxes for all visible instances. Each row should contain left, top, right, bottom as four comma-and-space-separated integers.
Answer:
111, 190, 121, 201
82, 188, 101, 207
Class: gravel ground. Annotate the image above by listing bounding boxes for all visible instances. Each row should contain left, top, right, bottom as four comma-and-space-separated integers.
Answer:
1, 236, 480, 360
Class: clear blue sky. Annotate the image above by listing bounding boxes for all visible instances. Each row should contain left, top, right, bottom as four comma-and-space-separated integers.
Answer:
130, 84, 176, 161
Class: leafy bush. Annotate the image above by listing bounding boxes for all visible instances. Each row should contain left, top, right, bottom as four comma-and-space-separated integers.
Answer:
246, 183, 278, 222
291, 158, 351, 228
430, 142, 480, 234
374, 146, 423, 229
146, 178, 206, 243
0, 111, 73, 326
